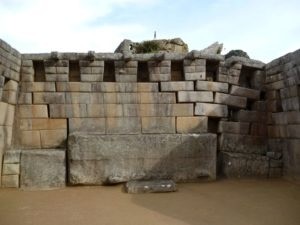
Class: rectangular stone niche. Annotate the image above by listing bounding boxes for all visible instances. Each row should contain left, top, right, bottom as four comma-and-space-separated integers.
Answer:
68, 133, 217, 185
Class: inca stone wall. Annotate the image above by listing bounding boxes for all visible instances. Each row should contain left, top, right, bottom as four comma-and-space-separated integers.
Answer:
0, 40, 21, 187
0, 38, 299, 189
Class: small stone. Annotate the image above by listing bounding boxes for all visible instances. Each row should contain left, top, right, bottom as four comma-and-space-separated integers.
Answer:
125, 180, 177, 193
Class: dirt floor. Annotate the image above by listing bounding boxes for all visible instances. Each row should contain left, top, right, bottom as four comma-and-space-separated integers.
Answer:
0, 179, 299, 225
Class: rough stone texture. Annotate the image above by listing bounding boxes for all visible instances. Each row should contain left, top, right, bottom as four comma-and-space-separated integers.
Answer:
219, 133, 267, 154
196, 80, 228, 93
125, 180, 177, 193
221, 152, 269, 178
68, 133, 217, 185
176, 116, 208, 133
195, 103, 228, 117
218, 121, 250, 134
177, 91, 213, 103
1, 175, 19, 188
20, 150, 66, 189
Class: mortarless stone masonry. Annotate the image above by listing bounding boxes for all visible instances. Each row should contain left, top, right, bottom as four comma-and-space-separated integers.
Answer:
0, 38, 299, 189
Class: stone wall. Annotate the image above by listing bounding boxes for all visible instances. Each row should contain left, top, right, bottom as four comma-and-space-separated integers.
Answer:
265, 49, 300, 181
0, 38, 299, 188
0, 39, 21, 187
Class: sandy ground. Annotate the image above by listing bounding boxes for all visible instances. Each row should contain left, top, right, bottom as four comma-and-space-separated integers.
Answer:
0, 179, 299, 225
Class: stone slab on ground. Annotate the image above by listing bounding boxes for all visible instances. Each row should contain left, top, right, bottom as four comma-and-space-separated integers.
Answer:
68, 133, 217, 185
20, 149, 66, 189
125, 180, 177, 193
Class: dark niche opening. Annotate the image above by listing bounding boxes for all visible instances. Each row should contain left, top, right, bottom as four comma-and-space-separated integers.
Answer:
206, 60, 219, 81
33, 60, 45, 82
208, 117, 220, 133
103, 61, 115, 82
171, 61, 184, 81
137, 61, 149, 82
239, 66, 257, 88
69, 60, 80, 82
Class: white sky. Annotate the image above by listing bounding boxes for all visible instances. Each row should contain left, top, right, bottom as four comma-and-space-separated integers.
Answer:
0, 0, 299, 62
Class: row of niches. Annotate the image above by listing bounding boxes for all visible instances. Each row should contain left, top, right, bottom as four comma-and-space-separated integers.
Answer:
24, 59, 221, 83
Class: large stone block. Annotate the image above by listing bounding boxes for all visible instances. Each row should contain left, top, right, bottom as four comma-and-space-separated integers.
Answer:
18, 105, 48, 118
195, 103, 228, 117
221, 152, 269, 178
20, 82, 56, 92
139, 104, 193, 117
137, 83, 159, 92
217, 121, 249, 134
230, 85, 260, 100
140, 93, 176, 103
20, 150, 66, 189
176, 116, 208, 133
20, 130, 41, 149
106, 117, 141, 134
104, 93, 139, 104
177, 91, 213, 103
196, 81, 228, 93
141, 117, 175, 134
233, 110, 267, 122
33, 92, 66, 104
40, 129, 67, 148
20, 118, 66, 130
219, 133, 267, 154
65, 93, 91, 104
69, 118, 105, 133
49, 104, 87, 118
1, 175, 19, 188
214, 92, 247, 108
68, 133, 217, 185
2, 164, 20, 175
160, 81, 194, 91
3, 150, 21, 164
56, 82, 92, 92
283, 139, 300, 181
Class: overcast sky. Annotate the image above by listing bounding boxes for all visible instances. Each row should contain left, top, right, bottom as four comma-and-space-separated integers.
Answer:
0, 0, 299, 62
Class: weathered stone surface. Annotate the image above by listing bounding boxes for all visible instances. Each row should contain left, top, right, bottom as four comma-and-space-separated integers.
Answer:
106, 117, 141, 134
125, 180, 177, 193
196, 81, 228, 93
160, 81, 194, 91
20, 149, 66, 189
195, 103, 228, 117
3, 150, 21, 163
68, 133, 217, 185
176, 116, 208, 133
140, 93, 175, 103
20, 130, 41, 149
2, 164, 20, 175
218, 121, 249, 134
219, 133, 267, 154
177, 91, 213, 103
140, 104, 193, 117
141, 117, 175, 134
40, 129, 67, 148
18, 105, 48, 118
69, 118, 105, 133
20, 119, 67, 130
1, 175, 19, 188
283, 139, 300, 180
214, 92, 247, 108
199, 42, 223, 55
230, 85, 260, 100
221, 152, 269, 178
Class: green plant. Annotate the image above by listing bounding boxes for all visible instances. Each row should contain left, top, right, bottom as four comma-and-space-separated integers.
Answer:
135, 40, 161, 53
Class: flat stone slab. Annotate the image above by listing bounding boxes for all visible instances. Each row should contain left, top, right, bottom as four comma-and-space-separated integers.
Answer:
20, 149, 66, 189
68, 133, 217, 185
125, 180, 177, 193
